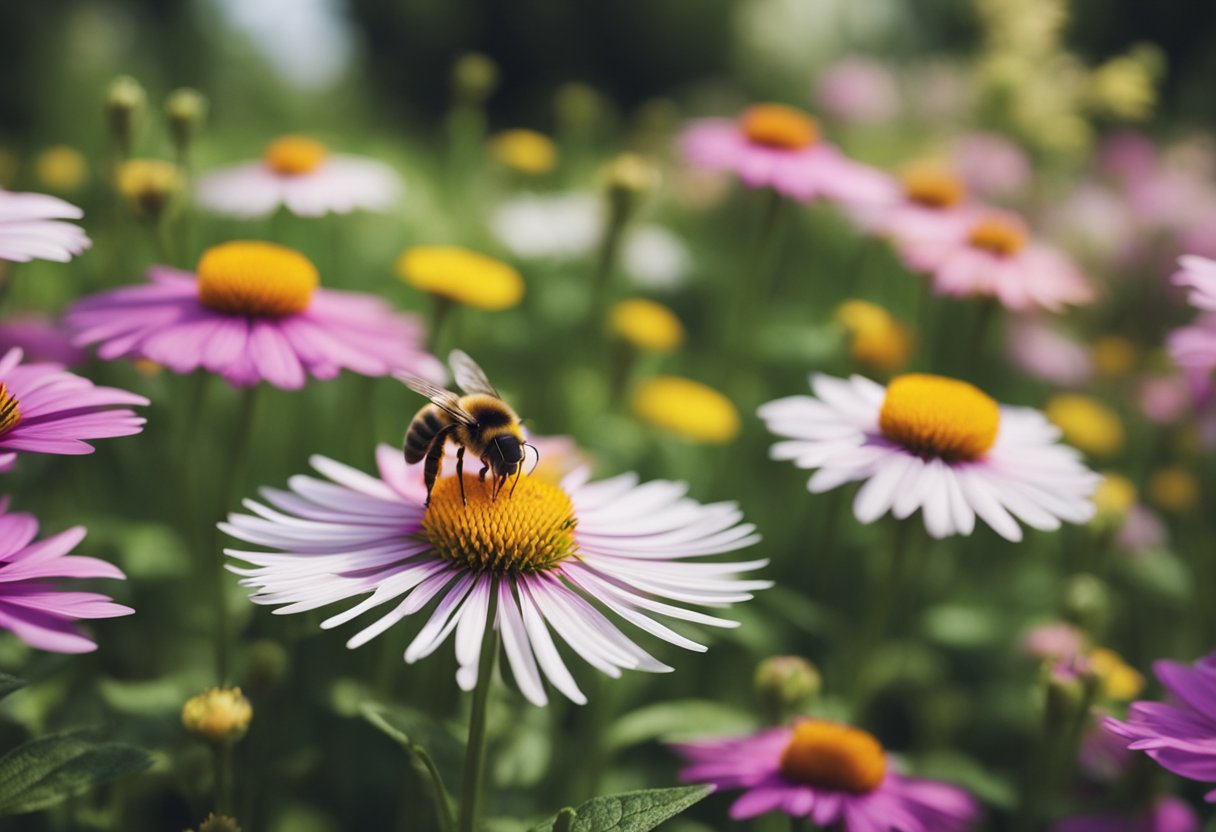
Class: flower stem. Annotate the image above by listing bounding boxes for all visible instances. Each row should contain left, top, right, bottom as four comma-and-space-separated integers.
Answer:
458, 579, 500, 832
429, 296, 455, 354
729, 188, 785, 352
213, 744, 233, 816
852, 519, 914, 699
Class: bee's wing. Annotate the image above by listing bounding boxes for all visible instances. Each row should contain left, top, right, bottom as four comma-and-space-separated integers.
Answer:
395, 374, 476, 425
449, 350, 501, 398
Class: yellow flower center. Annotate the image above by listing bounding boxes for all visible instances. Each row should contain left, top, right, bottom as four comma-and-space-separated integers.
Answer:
609, 299, 685, 353
395, 246, 524, 311
422, 475, 577, 573
879, 374, 1000, 462
490, 130, 558, 175
779, 720, 887, 794
196, 242, 319, 318
264, 135, 328, 175
740, 104, 819, 150
0, 383, 21, 436
900, 163, 966, 208
633, 376, 741, 444
967, 215, 1028, 256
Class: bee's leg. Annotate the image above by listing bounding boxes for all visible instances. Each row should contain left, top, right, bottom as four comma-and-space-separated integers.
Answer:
509, 463, 522, 497
456, 446, 466, 505
478, 465, 489, 483
422, 425, 457, 508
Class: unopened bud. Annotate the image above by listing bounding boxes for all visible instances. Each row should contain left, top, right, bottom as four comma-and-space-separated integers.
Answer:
245, 639, 289, 696
116, 159, 183, 222
104, 75, 146, 156
1062, 573, 1112, 635
182, 687, 252, 745
755, 656, 821, 723
603, 153, 659, 201
1044, 654, 1095, 732
555, 82, 604, 131
452, 52, 498, 106
195, 814, 242, 832
166, 88, 208, 156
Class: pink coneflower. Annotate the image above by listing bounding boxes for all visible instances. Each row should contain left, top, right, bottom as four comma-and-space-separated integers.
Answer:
1167, 256, 1216, 398
759, 373, 1099, 541
222, 444, 767, 707
951, 132, 1032, 199
66, 241, 442, 390
196, 135, 401, 219
1006, 318, 1095, 387
1105, 652, 1216, 801
679, 103, 893, 204
851, 161, 972, 243
1020, 621, 1086, 662
812, 56, 900, 126
1053, 796, 1198, 832
0, 315, 87, 367
0, 190, 91, 263
899, 209, 1094, 312
674, 720, 978, 830
0, 499, 132, 652
0, 347, 147, 471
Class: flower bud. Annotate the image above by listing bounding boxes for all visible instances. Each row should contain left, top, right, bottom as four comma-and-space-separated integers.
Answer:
166, 88, 208, 156
1044, 654, 1096, 733
555, 82, 604, 131
116, 159, 183, 223
194, 814, 242, 832
1062, 573, 1112, 635
104, 75, 147, 156
755, 656, 821, 723
1090, 472, 1136, 533
245, 639, 289, 696
182, 687, 252, 745
602, 153, 659, 202
452, 52, 498, 106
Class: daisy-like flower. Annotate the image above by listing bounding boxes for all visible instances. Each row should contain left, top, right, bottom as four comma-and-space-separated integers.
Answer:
196, 135, 401, 219
1053, 796, 1199, 832
759, 373, 1099, 541
0, 315, 86, 367
0, 347, 147, 471
0, 190, 91, 263
222, 444, 767, 707
851, 161, 971, 243
679, 103, 893, 204
65, 241, 442, 390
899, 209, 1094, 313
674, 720, 978, 830
0, 499, 132, 653
1105, 652, 1216, 801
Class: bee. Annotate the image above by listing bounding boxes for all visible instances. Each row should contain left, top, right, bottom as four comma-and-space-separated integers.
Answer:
397, 350, 536, 506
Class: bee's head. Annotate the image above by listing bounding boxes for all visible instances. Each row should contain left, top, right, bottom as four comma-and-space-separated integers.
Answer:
489, 434, 524, 477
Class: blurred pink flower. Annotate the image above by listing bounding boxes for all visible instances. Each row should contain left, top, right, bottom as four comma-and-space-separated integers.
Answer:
1053, 796, 1198, 832
952, 133, 1032, 198
1006, 318, 1094, 386
1097, 132, 1159, 186
1167, 256, 1216, 398
1116, 504, 1167, 554
0, 315, 86, 367
1020, 622, 1085, 662
1077, 712, 1135, 783
1139, 375, 1191, 425
1048, 183, 1140, 268
812, 56, 900, 125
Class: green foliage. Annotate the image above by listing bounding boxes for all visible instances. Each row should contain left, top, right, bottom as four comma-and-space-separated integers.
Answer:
0, 673, 26, 703
606, 700, 755, 753
529, 785, 714, 832
0, 730, 153, 816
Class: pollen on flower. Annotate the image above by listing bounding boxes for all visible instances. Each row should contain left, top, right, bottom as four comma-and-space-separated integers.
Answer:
779, 720, 887, 794
196, 241, 319, 318
740, 104, 819, 150
422, 475, 577, 573
967, 214, 1028, 256
900, 162, 966, 208
264, 135, 328, 175
0, 383, 21, 435
879, 374, 1000, 461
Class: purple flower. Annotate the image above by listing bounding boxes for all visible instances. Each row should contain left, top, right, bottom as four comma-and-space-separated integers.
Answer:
0, 315, 87, 367
1052, 796, 1199, 832
674, 721, 978, 831
1105, 653, 1216, 801
66, 241, 443, 390
0, 499, 132, 652
0, 347, 147, 471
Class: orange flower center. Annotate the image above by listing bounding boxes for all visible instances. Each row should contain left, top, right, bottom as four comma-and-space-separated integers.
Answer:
779, 720, 887, 794
264, 136, 328, 175
900, 163, 966, 209
0, 383, 21, 436
879, 374, 1000, 462
967, 215, 1027, 256
740, 104, 819, 150
196, 242, 318, 318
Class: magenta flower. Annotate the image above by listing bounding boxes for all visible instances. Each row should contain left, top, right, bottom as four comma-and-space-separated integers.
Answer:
0, 315, 87, 367
1105, 652, 1216, 801
674, 721, 978, 831
1052, 796, 1199, 832
0, 347, 147, 471
0, 190, 91, 264
952, 133, 1032, 199
812, 56, 900, 125
899, 209, 1094, 313
0, 499, 132, 653
66, 241, 443, 390
849, 162, 973, 245
680, 103, 893, 204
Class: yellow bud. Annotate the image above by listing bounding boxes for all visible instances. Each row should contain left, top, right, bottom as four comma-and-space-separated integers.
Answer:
490, 130, 557, 175
116, 159, 183, 222
166, 88, 209, 151
452, 52, 499, 105
1090, 472, 1136, 530
1147, 467, 1199, 514
104, 75, 147, 153
835, 300, 912, 372
608, 299, 685, 353
182, 687, 252, 745
35, 146, 88, 193
1089, 647, 1144, 701
1045, 394, 1124, 457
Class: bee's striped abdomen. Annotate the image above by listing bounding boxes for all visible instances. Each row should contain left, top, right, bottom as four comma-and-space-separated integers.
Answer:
404, 404, 449, 464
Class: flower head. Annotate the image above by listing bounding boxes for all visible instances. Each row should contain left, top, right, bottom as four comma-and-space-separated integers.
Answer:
223, 445, 767, 707
490, 130, 558, 175
679, 104, 893, 204
36, 146, 88, 193
1052, 795, 1199, 832
182, 687, 253, 745
116, 159, 183, 221
609, 299, 685, 353
634, 376, 741, 444
674, 720, 978, 830
396, 246, 524, 311
0, 500, 132, 652
0, 315, 86, 367
66, 242, 441, 390
0, 190, 92, 264
196, 135, 401, 219
1106, 652, 1216, 801
834, 300, 912, 372
760, 373, 1099, 540
1044, 394, 1125, 457
813, 56, 900, 125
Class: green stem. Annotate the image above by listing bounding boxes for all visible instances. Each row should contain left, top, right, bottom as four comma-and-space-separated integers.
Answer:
213, 744, 233, 816
852, 520, 915, 700
411, 743, 456, 832
591, 202, 629, 314
458, 579, 500, 832
729, 188, 785, 352
429, 296, 455, 354
961, 298, 998, 378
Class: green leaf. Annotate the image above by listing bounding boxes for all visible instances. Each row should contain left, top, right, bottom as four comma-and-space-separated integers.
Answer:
607, 700, 755, 753
529, 785, 713, 832
0, 673, 26, 703
0, 730, 153, 815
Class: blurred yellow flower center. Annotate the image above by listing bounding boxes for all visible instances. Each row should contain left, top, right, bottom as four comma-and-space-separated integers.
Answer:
880, 374, 1000, 461
779, 720, 887, 794
423, 475, 577, 573
633, 376, 741, 444
197, 242, 319, 317
1089, 648, 1145, 701
967, 215, 1027, 256
181, 687, 253, 745
835, 300, 912, 372
900, 163, 966, 208
609, 299, 685, 353
36, 145, 88, 192
1044, 394, 1124, 457
1147, 467, 1198, 513
0, 383, 21, 436
741, 104, 819, 150
490, 130, 558, 174
264, 136, 328, 175
396, 246, 524, 311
